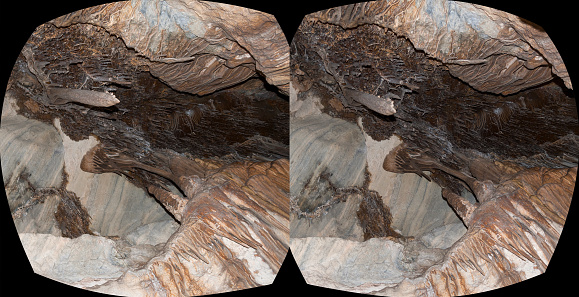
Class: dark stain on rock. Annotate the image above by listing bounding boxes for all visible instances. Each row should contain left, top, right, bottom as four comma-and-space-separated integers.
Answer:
54, 190, 94, 239
356, 190, 402, 241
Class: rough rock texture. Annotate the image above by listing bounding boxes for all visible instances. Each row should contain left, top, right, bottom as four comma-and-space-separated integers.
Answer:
20, 233, 129, 286
291, 236, 450, 294
291, 237, 408, 292
290, 0, 576, 295
3, 110, 289, 296
290, 114, 367, 200
290, 118, 575, 295
13, 10, 289, 163
1, 111, 178, 239
74, 156, 290, 296
289, 113, 465, 240
420, 223, 467, 250
310, 0, 571, 94
50, 0, 289, 95
289, 102, 469, 293
3, 1, 290, 296
378, 165, 576, 296
292, 11, 577, 172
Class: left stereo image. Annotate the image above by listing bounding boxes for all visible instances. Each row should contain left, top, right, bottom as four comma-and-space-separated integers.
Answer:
1, 0, 290, 295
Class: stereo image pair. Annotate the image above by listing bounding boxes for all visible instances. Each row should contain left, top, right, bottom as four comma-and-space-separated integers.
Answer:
1, 0, 576, 296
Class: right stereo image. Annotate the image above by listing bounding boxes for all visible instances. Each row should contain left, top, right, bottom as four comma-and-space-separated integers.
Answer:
289, 0, 576, 296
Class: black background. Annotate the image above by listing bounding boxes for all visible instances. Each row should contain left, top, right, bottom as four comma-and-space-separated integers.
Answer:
1, 1, 576, 296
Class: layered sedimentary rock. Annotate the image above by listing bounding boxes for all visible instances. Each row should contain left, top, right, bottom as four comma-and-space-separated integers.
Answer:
3, 1, 289, 295
50, 0, 289, 95
290, 0, 576, 295
79, 153, 290, 296
290, 114, 367, 240
310, 0, 572, 95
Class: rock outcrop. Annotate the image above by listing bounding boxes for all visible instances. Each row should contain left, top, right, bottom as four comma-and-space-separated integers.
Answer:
3, 1, 290, 295
289, 0, 576, 295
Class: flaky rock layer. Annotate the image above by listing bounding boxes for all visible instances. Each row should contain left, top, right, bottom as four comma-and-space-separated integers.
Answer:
309, 0, 571, 94
50, 0, 289, 95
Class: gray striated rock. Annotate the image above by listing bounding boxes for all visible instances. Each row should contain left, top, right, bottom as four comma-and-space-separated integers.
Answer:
2, 113, 176, 242
361, 123, 466, 238
52, 118, 175, 239
290, 114, 367, 196
11, 190, 62, 236
386, 173, 464, 238
1, 115, 65, 235
419, 222, 467, 250
290, 113, 368, 240
290, 193, 364, 241
290, 237, 406, 291
19, 233, 126, 286
1, 115, 64, 204
78, 171, 174, 238
125, 220, 180, 246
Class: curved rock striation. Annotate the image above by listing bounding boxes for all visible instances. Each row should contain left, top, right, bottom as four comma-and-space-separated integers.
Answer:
50, 0, 289, 95
379, 164, 576, 296
79, 145, 290, 295
309, 0, 571, 95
